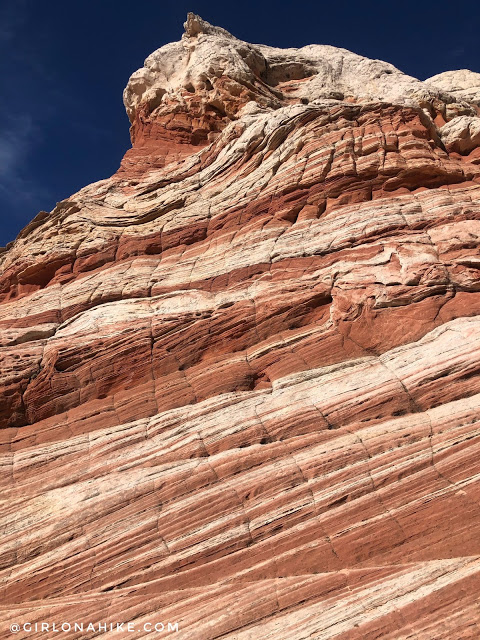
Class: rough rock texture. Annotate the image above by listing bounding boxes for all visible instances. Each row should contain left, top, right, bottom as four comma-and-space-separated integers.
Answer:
1, 14, 480, 639
439, 115, 480, 155
426, 69, 480, 106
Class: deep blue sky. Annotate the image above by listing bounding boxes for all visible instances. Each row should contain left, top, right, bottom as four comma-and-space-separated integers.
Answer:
1, 0, 479, 246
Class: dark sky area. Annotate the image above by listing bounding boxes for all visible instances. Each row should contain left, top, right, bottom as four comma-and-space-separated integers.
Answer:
0, 0, 479, 246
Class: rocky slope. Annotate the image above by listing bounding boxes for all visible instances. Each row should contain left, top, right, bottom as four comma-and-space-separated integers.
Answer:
1, 13, 480, 639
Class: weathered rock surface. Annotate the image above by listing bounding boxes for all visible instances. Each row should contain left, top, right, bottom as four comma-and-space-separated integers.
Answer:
439, 115, 480, 155
426, 69, 480, 106
1, 14, 480, 639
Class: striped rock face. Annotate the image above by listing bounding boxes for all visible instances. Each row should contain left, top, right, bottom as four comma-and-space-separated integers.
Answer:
1, 13, 480, 640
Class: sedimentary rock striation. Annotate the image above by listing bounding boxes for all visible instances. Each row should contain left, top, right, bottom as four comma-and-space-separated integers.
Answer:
1, 14, 480, 639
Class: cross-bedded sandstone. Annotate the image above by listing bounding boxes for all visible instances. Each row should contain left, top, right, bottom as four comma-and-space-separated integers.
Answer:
1, 14, 480, 639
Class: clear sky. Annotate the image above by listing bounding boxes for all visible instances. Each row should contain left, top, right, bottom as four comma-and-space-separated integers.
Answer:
1, 0, 479, 246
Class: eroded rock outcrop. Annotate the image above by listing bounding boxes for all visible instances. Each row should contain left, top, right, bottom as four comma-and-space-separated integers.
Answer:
426, 68, 480, 106
1, 14, 480, 639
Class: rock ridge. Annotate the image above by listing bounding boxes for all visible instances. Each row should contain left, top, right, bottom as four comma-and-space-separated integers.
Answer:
1, 14, 480, 640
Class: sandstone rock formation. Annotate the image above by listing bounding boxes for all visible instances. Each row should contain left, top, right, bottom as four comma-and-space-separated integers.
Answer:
426, 69, 480, 106
1, 14, 480, 639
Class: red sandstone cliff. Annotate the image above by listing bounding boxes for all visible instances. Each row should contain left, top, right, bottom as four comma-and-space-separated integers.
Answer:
1, 13, 480, 639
